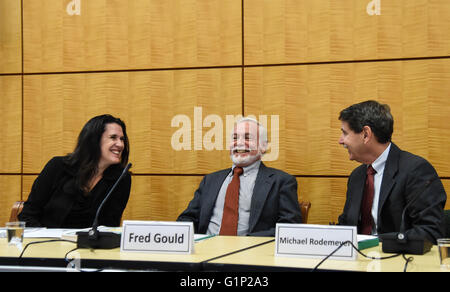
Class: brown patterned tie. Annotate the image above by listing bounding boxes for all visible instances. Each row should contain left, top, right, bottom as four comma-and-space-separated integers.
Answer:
360, 165, 376, 235
219, 167, 244, 235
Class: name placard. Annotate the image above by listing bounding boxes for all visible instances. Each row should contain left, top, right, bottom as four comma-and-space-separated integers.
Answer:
275, 224, 357, 260
120, 221, 194, 254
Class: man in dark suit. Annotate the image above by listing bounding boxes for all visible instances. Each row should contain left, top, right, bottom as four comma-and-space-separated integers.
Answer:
337, 100, 447, 243
177, 118, 302, 236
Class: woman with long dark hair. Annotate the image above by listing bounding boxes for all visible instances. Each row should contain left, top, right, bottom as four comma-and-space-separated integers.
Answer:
19, 114, 132, 228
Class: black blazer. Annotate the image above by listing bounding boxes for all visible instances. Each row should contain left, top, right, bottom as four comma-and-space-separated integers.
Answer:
19, 156, 131, 228
338, 143, 447, 243
177, 162, 302, 236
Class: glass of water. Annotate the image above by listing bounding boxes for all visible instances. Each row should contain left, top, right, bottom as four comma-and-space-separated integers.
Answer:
437, 238, 450, 269
5, 221, 25, 247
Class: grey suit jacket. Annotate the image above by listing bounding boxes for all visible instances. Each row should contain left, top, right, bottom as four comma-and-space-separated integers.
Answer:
338, 143, 447, 243
177, 162, 302, 236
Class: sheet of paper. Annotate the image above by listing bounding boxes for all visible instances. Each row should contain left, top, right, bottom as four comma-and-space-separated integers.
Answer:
0, 228, 66, 238
194, 234, 216, 242
1, 227, 218, 241
357, 234, 378, 242
24, 228, 86, 238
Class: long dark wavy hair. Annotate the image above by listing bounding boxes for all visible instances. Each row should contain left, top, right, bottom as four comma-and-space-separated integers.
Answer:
64, 114, 130, 191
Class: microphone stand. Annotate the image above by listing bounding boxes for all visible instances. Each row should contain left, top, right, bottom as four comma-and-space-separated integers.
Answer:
76, 163, 132, 249
379, 177, 436, 255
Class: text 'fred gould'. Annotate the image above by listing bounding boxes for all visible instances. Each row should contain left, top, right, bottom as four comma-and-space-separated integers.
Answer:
120, 221, 194, 254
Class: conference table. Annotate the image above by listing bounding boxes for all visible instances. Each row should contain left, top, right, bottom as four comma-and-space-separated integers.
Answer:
0, 234, 447, 272
205, 237, 446, 272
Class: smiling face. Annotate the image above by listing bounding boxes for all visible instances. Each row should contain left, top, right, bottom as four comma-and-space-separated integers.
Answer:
339, 121, 367, 163
229, 121, 266, 167
98, 123, 125, 171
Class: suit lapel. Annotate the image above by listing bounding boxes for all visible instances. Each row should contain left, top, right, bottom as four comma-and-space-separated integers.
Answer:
377, 143, 400, 219
248, 163, 272, 232
199, 168, 231, 231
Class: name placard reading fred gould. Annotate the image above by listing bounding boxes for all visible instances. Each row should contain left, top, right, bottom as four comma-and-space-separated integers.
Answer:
121, 221, 194, 254
275, 224, 357, 260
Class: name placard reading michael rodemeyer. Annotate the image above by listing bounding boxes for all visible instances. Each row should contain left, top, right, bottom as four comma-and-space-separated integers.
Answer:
121, 221, 194, 254
275, 224, 357, 260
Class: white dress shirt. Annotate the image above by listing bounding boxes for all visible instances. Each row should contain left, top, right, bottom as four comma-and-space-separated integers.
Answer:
370, 143, 391, 234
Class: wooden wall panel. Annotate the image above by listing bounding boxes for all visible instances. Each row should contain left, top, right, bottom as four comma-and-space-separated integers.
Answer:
122, 176, 204, 222
443, 180, 450, 210
244, 0, 450, 65
0, 176, 21, 225
23, 68, 242, 174
447, 199, 450, 211
22, 0, 241, 73
21, 175, 35, 202
0, 0, 22, 73
0, 76, 22, 173
297, 177, 347, 225
428, 61, 450, 175
245, 59, 450, 177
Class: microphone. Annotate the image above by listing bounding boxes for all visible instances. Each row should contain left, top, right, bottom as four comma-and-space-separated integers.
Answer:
76, 163, 132, 249
378, 177, 436, 255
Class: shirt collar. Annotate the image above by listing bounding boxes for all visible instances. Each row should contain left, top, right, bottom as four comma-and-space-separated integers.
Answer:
231, 160, 261, 177
370, 143, 391, 174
